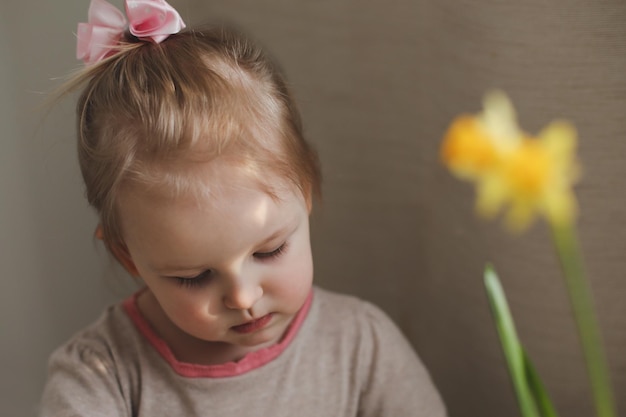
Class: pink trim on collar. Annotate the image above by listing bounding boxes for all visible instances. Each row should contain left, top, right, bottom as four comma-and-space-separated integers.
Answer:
122, 289, 313, 378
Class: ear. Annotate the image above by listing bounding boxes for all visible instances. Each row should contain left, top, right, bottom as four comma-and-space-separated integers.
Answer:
95, 224, 140, 277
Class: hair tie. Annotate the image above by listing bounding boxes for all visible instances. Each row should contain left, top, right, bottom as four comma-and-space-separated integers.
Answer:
76, 0, 186, 65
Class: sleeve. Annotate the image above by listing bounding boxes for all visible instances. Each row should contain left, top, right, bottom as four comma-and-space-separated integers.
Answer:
39, 341, 130, 417
357, 302, 447, 417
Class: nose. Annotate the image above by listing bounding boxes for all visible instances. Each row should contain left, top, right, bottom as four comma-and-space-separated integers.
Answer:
222, 278, 263, 311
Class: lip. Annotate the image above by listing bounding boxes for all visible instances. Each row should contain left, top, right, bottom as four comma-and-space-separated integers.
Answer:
231, 313, 273, 334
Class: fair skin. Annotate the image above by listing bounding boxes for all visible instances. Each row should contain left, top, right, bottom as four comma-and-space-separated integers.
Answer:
114, 162, 314, 365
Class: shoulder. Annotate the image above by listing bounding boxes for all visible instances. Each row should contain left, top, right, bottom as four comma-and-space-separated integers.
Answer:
310, 286, 403, 337
306, 286, 416, 363
48, 302, 134, 364
308, 286, 447, 417
312, 285, 381, 314
40, 303, 136, 417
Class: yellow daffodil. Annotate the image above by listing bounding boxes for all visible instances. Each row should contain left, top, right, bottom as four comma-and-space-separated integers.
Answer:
441, 90, 580, 231
442, 91, 616, 417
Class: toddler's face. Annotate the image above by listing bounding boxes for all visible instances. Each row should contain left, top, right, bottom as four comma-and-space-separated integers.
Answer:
117, 165, 313, 361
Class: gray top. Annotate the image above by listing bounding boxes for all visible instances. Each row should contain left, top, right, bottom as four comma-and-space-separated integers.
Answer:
40, 286, 446, 416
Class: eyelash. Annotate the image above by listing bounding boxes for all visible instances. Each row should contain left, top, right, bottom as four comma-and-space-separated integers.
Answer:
254, 242, 288, 260
172, 243, 288, 289
174, 270, 212, 289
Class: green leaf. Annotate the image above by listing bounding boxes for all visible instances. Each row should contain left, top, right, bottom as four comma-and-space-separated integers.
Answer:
523, 349, 559, 417
484, 265, 558, 417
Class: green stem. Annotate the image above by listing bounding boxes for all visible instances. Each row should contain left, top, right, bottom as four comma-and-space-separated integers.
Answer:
550, 223, 616, 417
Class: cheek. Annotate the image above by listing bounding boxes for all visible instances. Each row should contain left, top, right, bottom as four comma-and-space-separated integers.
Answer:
164, 295, 222, 333
168, 299, 201, 319
293, 248, 314, 284
274, 246, 314, 302
154, 287, 214, 324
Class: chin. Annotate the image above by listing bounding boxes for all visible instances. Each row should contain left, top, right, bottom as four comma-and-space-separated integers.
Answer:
237, 325, 284, 347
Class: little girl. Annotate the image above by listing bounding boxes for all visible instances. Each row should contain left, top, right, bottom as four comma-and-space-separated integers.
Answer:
40, 1, 446, 415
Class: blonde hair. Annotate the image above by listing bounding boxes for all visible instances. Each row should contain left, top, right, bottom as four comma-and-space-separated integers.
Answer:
64, 26, 321, 249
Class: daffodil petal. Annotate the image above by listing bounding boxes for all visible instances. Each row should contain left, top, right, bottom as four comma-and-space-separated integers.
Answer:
476, 175, 508, 218
539, 120, 577, 159
504, 199, 536, 232
480, 90, 521, 149
540, 120, 581, 197
544, 188, 577, 227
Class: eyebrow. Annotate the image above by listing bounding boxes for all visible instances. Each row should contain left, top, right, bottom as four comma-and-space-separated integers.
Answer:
257, 226, 289, 246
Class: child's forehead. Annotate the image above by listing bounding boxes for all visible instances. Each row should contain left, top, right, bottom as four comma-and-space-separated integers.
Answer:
122, 158, 298, 208
117, 165, 306, 243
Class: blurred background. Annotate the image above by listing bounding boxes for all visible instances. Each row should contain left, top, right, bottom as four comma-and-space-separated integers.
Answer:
2, 0, 625, 416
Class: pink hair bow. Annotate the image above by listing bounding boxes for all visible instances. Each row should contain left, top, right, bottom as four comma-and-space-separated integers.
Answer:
76, 0, 186, 65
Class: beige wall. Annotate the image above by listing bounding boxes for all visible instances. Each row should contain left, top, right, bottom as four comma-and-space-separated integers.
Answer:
1, 1, 141, 415
2, 1, 625, 416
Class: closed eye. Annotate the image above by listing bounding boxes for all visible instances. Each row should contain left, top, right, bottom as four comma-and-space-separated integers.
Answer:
254, 242, 288, 260
172, 270, 212, 289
